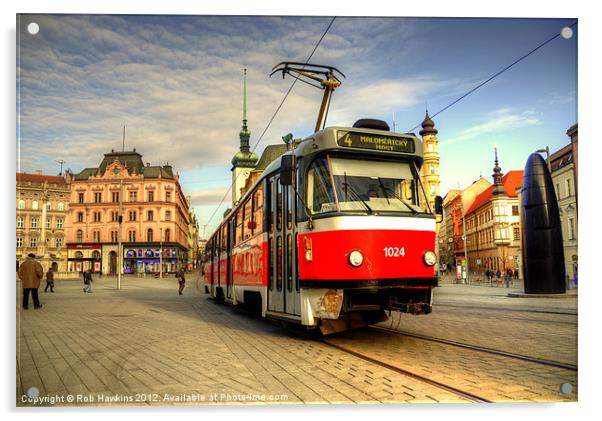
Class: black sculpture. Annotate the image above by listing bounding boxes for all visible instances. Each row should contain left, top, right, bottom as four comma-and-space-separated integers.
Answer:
521, 153, 566, 293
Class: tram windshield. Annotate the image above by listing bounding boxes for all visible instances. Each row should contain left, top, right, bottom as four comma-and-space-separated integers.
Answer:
307, 155, 425, 215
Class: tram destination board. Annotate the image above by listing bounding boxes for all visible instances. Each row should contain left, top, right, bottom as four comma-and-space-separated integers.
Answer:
337, 131, 415, 153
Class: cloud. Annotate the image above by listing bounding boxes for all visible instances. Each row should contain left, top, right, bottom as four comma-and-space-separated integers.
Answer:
442, 108, 541, 145
187, 188, 230, 207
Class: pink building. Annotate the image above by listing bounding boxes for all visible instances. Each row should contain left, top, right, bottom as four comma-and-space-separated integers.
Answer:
66, 149, 190, 275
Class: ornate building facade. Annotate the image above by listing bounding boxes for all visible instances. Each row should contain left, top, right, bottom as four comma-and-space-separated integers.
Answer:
464, 150, 523, 277
550, 123, 578, 283
66, 149, 189, 275
16, 172, 70, 272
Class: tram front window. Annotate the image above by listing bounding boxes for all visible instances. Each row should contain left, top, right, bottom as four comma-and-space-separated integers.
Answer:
307, 155, 423, 215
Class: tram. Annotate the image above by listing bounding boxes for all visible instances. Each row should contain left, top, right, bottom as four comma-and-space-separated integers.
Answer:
202, 63, 442, 334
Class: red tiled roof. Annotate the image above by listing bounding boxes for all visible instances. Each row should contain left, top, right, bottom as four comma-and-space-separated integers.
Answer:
465, 170, 523, 215
16, 173, 67, 185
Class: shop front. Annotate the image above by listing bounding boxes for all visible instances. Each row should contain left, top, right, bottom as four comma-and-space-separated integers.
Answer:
67, 243, 102, 274
123, 246, 179, 274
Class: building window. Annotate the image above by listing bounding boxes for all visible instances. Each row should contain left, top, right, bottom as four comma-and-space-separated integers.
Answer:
58, 202, 64, 211
428, 143, 434, 152
430, 184, 436, 195
165, 210, 171, 221
147, 229, 153, 242
165, 229, 171, 242
32, 200, 39, 210
568, 217, 575, 240
513, 227, 520, 241
55, 237, 63, 248
110, 230, 118, 243
93, 212, 102, 222
512, 205, 519, 216
78, 193, 84, 203
147, 210, 154, 221
148, 191, 154, 202
31, 217, 38, 228
110, 211, 117, 222
112, 192, 120, 203
77, 230, 83, 242
566, 179, 572, 197
57, 218, 63, 229
128, 230, 136, 242
16, 237, 23, 248
129, 211, 137, 221
129, 191, 137, 202
94, 192, 102, 203
46, 218, 51, 229
17, 217, 24, 228
18, 199, 25, 209
555, 183, 560, 199
77, 212, 84, 222
93, 231, 100, 242
166, 191, 171, 202
46, 202, 51, 210
429, 166, 435, 175
30, 237, 37, 248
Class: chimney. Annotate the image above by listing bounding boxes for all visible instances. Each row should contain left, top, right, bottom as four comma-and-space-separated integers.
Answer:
36, 170, 43, 175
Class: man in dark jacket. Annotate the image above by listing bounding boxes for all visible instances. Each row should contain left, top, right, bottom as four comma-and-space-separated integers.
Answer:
18, 253, 44, 309
177, 268, 186, 295
44, 268, 55, 292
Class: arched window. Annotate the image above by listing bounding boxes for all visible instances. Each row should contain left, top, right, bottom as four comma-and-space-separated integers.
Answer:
165, 229, 171, 242
93, 231, 100, 242
18, 199, 25, 209
92, 250, 101, 259
58, 202, 64, 211
147, 229, 153, 242
76, 229, 83, 242
32, 200, 39, 210
75, 251, 83, 258
128, 230, 136, 242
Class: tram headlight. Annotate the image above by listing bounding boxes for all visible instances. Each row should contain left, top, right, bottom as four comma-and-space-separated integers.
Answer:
348, 250, 364, 267
423, 250, 437, 266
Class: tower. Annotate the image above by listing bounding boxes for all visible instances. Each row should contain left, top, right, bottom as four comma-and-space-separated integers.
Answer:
492, 147, 505, 196
419, 110, 440, 211
231, 68, 258, 206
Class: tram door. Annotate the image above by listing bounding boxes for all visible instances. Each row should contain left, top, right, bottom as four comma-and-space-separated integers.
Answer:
213, 230, 220, 293
226, 220, 233, 299
209, 238, 215, 296
267, 175, 300, 315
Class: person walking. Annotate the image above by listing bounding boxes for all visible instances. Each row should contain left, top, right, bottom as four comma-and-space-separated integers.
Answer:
177, 267, 186, 295
44, 267, 55, 292
18, 253, 44, 309
83, 269, 93, 293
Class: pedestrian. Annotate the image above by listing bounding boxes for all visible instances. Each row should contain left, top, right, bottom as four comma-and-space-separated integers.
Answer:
514, 269, 519, 280
44, 267, 55, 293
177, 267, 186, 295
83, 269, 93, 293
18, 253, 44, 309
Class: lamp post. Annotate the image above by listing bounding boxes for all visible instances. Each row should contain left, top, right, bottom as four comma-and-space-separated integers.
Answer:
535, 147, 550, 172
160, 227, 163, 279
457, 200, 469, 284
117, 178, 123, 290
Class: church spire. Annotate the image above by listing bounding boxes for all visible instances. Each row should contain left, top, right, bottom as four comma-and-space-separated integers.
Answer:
239, 68, 251, 153
492, 147, 505, 195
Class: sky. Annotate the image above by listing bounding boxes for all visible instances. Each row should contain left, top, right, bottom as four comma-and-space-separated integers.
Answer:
16, 14, 578, 237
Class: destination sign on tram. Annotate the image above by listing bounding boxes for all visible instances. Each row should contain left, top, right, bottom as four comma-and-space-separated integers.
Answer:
337, 131, 415, 153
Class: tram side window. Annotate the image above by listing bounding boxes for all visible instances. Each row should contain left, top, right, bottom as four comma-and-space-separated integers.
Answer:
243, 199, 252, 240
276, 236, 283, 291
221, 225, 228, 252
235, 211, 243, 245
277, 180, 283, 231
253, 185, 264, 234
286, 234, 292, 291
267, 178, 274, 233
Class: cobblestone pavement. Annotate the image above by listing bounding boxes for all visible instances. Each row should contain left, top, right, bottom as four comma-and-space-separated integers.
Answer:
16, 275, 577, 406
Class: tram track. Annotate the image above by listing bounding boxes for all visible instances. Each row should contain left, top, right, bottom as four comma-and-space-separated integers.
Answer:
370, 325, 577, 371
320, 338, 492, 403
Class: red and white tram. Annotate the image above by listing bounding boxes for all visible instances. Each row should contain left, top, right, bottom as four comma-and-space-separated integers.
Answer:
202, 119, 442, 334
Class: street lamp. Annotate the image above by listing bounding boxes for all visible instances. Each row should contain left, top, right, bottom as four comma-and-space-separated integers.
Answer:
456, 200, 469, 284
535, 147, 550, 172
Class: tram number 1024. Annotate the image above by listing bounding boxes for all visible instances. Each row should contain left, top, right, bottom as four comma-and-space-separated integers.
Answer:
383, 247, 406, 257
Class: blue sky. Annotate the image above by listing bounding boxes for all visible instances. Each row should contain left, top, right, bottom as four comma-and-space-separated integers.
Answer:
16, 15, 578, 236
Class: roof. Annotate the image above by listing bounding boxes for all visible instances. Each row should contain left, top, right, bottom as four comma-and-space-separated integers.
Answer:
465, 170, 523, 215
98, 151, 145, 175
255, 144, 289, 170
17, 173, 67, 185
73, 168, 98, 180
142, 165, 175, 179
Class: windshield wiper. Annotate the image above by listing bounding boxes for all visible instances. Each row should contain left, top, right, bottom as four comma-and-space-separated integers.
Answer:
343, 172, 373, 214
377, 178, 417, 214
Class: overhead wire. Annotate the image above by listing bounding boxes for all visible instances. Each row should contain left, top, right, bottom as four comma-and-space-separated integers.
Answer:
203, 16, 337, 230
407, 21, 578, 133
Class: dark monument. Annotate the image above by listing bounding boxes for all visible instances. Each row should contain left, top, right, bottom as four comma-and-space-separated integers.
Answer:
521, 153, 566, 293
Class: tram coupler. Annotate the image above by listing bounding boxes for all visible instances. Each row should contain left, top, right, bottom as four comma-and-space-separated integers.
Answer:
389, 298, 432, 315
